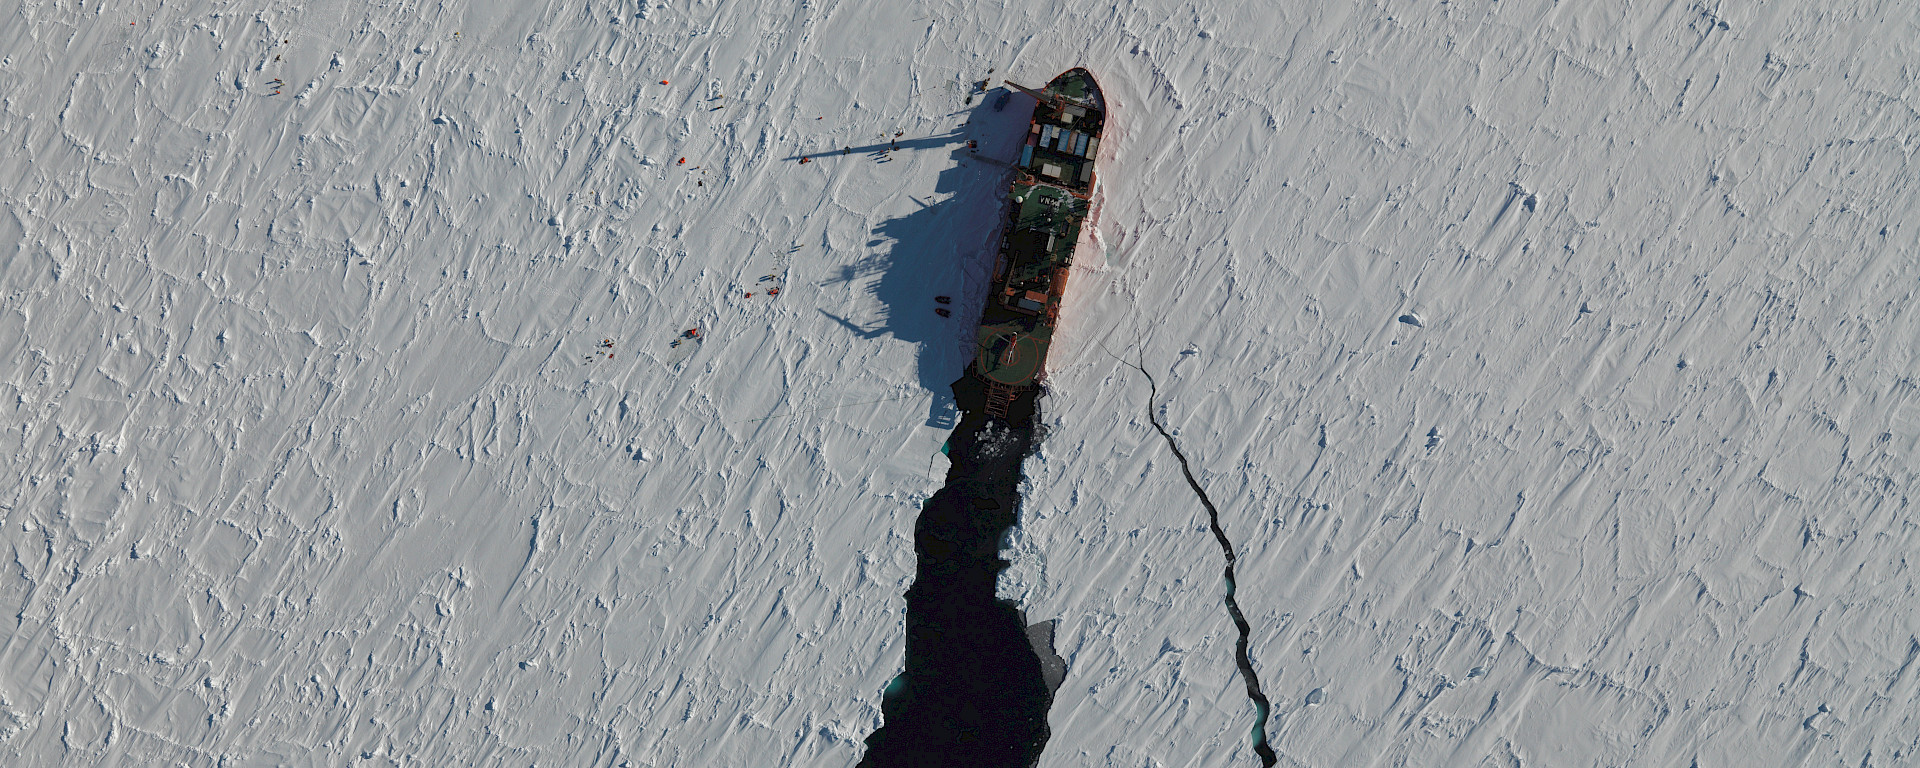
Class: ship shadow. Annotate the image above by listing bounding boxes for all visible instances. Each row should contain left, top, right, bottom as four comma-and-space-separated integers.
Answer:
816, 87, 1037, 428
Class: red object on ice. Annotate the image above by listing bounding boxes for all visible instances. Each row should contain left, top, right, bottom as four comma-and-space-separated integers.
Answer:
660, 80, 669, 85
767, 287, 780, 296
677, 157, 686, 165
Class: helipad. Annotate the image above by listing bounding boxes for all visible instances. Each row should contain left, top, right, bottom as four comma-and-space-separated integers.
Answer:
976, 324, 1052, 386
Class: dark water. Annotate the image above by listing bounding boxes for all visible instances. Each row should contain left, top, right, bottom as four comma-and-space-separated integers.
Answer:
1136, 365, 1278, 766
849, 84, 1068, 767
858, 385, 1057, 768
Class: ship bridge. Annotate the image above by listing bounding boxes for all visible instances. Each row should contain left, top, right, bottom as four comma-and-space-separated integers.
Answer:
992, 186, 1082, 309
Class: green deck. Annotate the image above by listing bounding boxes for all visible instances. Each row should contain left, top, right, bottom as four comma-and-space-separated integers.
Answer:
1051, 71, 1096, 102
975, 322, 1053, 386
1005, 184, 1082, 283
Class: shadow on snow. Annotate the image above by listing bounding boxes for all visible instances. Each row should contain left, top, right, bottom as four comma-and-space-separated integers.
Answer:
813, 89, 1037, 428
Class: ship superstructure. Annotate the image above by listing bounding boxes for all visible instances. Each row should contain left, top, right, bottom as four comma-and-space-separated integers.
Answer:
967, 69, 1105, 420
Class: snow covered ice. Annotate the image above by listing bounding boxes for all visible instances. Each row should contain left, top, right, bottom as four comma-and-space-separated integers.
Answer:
4, 1, 1919, 766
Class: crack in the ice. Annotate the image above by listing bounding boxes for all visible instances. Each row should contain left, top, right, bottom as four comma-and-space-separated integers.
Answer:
1127, 360, 1278, 766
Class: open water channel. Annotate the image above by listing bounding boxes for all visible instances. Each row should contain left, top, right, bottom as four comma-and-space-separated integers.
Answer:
858, 383, 1060, 768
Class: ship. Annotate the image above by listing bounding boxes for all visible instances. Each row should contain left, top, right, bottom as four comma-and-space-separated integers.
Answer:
962, 68, 1105, 421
